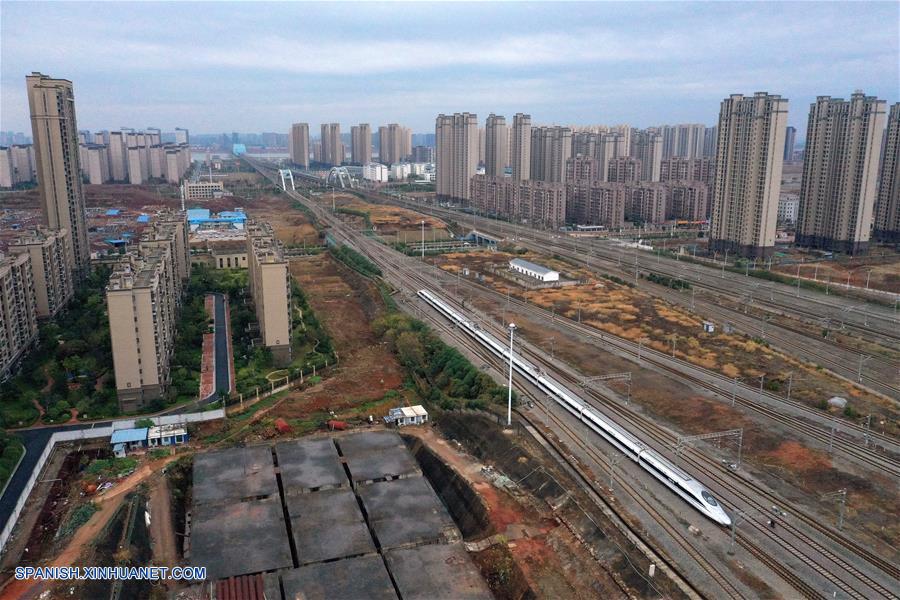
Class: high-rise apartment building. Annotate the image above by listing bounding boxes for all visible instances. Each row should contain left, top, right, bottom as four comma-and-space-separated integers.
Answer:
874, 103, 900, 243
625, 184, 667, 224
660, 157, 715, 186
174, 127, 190, 145
108, 131, 127, 181
783, 126, 797, 161
107, 251, 177, 412
246, 220, 292, 366
510, 113, 531, 181
0, 145, 35, 188
378, 124, 411, 165
484, 114, 509, 177
702, 126, 718, 158
84, 145, 110, 184
660, 124, 706, 159
106, 212, 189, 411
0, 150, 12, 188
630, 130, 662, 182
565, 181, 626, 228
411, 145, 434, 163
530, 126, 572, 183
667, 182, 710, 221
289, 123, 310, 168
608, 157, 642, 183
320, 123, 343, 166
469, 176, 566, 228
351, 123, 372, 164
796, 92, 886, 254
26, 72, 90, 276
435, 113, 478, 203
0, 252, 39, 381
565, 155, 602, 183
709, 92, 788, 258
9, 228, 74, 319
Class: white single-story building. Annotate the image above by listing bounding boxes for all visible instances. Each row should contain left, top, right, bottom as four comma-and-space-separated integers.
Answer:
384, 405, 429, 427
509, 258, 560, 282
148, 424, 188, 447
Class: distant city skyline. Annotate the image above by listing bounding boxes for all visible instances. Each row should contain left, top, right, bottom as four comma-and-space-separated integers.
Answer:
1, 2, 897, 137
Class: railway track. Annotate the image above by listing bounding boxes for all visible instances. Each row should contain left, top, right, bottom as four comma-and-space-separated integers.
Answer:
590, 257, 900, 397
434, 270, 900, 476
250, 159, 900, 598
508, 340, 899, 598
411, 289, 816, 599
373, 192, 899, 338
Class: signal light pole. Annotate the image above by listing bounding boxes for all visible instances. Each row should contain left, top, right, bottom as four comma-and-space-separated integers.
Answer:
507, 323, 517, 427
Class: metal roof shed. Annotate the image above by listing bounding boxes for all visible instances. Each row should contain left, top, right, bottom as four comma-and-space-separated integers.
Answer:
110, 428, 149, 444
509, 258, 560, 282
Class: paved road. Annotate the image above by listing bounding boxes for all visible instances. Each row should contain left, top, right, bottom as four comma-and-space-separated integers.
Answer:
0, 420, 112, 539
211, 292, 231, 400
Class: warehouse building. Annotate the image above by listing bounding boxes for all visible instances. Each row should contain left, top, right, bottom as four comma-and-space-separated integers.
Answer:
509, 257, 560, 282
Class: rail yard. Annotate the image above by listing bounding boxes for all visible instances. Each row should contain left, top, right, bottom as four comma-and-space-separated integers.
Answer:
245, 159, 900, 600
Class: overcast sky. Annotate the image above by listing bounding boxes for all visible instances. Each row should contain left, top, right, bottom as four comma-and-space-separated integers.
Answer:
1, 1, 897, 137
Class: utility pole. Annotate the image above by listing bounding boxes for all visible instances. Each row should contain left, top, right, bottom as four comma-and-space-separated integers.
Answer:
727, 510, 745, 555
857, 354, 870, 383
507, 323, 517, 427
731, 377, 743, 407
821, 489, 847, 530
421, 220, 425, 259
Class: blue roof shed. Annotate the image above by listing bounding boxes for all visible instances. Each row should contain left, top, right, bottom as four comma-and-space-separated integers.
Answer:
110, 428, 149, 444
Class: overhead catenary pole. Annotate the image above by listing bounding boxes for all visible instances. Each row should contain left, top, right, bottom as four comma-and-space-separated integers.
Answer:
507, 323, 517, 427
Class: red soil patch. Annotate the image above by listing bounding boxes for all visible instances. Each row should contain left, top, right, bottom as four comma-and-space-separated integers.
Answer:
759, 440, 832, 473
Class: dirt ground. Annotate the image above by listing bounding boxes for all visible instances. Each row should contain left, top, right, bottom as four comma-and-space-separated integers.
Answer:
246, 194, 319, 246
431, 251, 898, 432
773, 256, 900, 294
276, 255, 406, 421
312, 190, 450, 238
407, 426, 623, 599
0, 454, 179, 600
148, 473, 178, 574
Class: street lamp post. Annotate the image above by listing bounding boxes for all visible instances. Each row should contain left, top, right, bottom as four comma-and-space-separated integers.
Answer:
507, 323, 517, 427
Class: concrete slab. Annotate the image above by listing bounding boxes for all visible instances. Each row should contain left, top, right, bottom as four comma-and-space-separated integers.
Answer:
191, 497, 293, 580
286, 488, 375, 564
344, 445, 421, 483
385, 543, 492, 600
262, 573, 281, 600
336, 430, 405, 456
193, 445, 276, 506
358, 476, 456, 549
277, 555, 398, 600
275, 437, 347, 492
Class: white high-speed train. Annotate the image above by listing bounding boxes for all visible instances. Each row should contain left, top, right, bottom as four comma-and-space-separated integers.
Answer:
418, 288, 731, 527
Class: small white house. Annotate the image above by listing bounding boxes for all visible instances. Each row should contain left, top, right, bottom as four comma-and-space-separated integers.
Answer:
509, 258, 560, 282
147, 424, 188, 447
384, 405, 429, 427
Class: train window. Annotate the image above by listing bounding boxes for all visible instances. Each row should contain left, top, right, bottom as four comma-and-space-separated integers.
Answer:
701, 490, 719, 506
